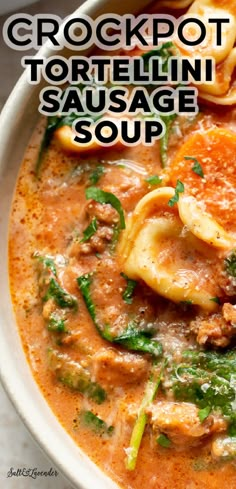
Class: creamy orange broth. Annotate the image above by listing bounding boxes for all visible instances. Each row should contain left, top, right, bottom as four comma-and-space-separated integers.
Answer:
8, 2, 236, 488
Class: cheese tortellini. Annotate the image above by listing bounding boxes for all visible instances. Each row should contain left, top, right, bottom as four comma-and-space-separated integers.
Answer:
177, 195, 233, 249
197, 46, 236, 105
175, 0, 236, 104
119, 188, 232, 311
187, 0, 236, 64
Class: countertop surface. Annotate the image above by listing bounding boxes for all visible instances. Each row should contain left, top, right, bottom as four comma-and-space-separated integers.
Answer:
0, 1, 85, 487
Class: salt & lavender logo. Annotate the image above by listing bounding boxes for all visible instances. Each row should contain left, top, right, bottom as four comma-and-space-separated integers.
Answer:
7, 467, 58, 479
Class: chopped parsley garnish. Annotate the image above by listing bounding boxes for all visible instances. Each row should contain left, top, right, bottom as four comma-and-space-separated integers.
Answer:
80, 218, 98, 243
210, 297, 220, 304
184, 156, 204, 178
157, 434, 171, 448
120, 272, 137, 304
145, 175, 163, 186
168, 180, 184, 207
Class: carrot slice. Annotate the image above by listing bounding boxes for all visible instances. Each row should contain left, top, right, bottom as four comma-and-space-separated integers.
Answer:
169, 128, 236, 232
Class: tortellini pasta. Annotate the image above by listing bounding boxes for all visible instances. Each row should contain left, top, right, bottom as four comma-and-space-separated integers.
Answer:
119, 187, 232, 311
177, 195, 233, 249
197, 47, 236, 104
197, 46, 236, 104
175, 0, 236, 104
187, 0, 236, 64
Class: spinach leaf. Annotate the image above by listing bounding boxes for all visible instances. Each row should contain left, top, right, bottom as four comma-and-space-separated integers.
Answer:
77, 274, 162, 358
77, 274, 96, 321
36, 82, 101, 176
168, 180, 184, 207
80, 218, 98, 243
198, 405, 211, 423
225, 250, 236, 278
86, 186, 125, 230
35, 114, 80, 176
47, 312, 67, 333
48, 349, 107, 404
43, 278, 77, 309
142, 42, 175, 72
168, 349, 236, 432
89, 165, 105, 185
33, 253, 57, 277
34, 253, 76, 332
182, 349, 236, 381
112, 322, 162, 357
35, 253, 77, 308
172, 365, 235, 413
35, 117, 59, 176
120, 272, 137, 304
79, 410, 114, 436
141, 42, 179, 168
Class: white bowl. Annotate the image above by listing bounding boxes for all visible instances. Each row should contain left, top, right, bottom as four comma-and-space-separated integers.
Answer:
0, 0, 152, 488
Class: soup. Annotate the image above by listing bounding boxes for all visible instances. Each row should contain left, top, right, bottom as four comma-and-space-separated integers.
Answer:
8, 1, 236, 488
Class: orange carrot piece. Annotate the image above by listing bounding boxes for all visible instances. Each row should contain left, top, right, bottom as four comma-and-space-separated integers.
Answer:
169, 128, 236, 232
